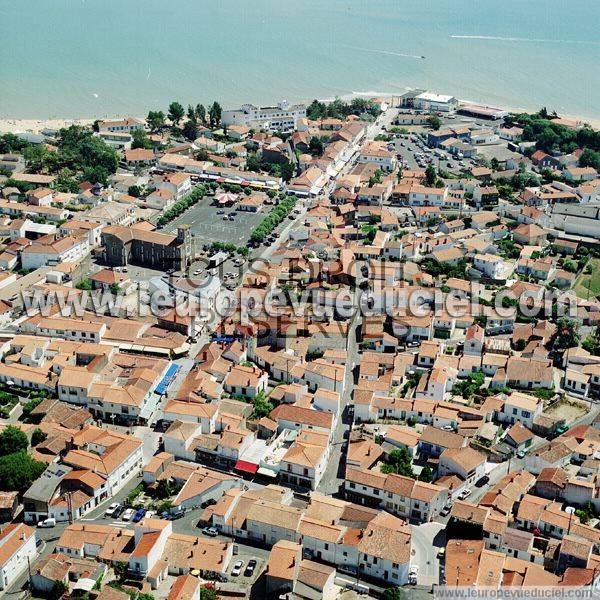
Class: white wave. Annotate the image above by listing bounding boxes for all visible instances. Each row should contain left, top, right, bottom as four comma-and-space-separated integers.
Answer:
451, 35, 600, 45
342, 45, 424, 60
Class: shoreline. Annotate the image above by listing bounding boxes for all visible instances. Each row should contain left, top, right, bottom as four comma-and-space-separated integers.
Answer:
1, 92, 599, 135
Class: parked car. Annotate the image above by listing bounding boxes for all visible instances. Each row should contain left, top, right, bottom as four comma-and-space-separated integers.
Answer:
244, 559, 257, 577
132, 508, 146, 523
516, 449, 527, 458
437, 547, 446, 559
122, 508, 135, 522
145, 510, 155, 519
408, 566, 419, 585
217, 210, 224, 214
105, 502, 120, 517
440, 505, 452, 517
475, 475, 490, 488
231, 560, 244, 577
39, 518, 56, 528
458, 488, 472, 500
201, 526, 219, 537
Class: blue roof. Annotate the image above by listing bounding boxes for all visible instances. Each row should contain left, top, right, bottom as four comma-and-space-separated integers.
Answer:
155, 363, 181, 395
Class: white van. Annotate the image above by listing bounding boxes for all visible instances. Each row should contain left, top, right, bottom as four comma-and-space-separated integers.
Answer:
39, 518, 56, 528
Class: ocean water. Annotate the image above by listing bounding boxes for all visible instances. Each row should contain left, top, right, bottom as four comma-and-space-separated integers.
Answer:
2, 0, 599, 120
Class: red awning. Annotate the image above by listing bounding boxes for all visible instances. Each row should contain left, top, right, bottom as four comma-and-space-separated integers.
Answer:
234, 460, 258, 474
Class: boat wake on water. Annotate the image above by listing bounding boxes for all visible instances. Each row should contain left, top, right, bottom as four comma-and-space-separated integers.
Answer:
451, 35, 600, 45
342, 45, 425, 59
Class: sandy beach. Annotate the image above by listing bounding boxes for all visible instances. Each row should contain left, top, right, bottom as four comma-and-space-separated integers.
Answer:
0, 118, 95, 135
1, 96, 599, 135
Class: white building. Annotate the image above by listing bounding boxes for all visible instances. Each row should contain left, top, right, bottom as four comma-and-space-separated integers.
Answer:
222, 101, 307, 132
20, 236, 90, 270
0, 524, 37, 591
414, 92, 458, 113
473, 253, 504, 279
358, 141, 398, 172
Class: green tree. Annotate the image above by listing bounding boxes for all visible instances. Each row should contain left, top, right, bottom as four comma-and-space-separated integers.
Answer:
182, 120, 199, 141
369, 169, 383, 187
0, 426, 28, 456
0, 451, 46, 492
128, 185, 141, 198
146, 110, 166, 133
419, 465, 434, 483
427, 115, 442, 130
309, 136, 324, 156
81, 165, 109, 186
131, 128, 153, 150
514, 339, 527, 351
195, 148, 210, 162
23, 144, 49, 172
168, 101, 185, 126
109, 283, 121, 295
579, 148, 600, 172
31, 428, 47, 446
76, 278, 93, 291
187, 104, 197, 123
54, 168, 80, 193
306, 99, 328, 120
50, 580, 68, 600
21, 398, 43, 423
382, 587, 407, 600
54, 125, 118, 175
0, 133, 30, 154
196, 104, 207, 125
280, 160, 295, 182
582, 328, 600, 356
381, 448, 414, 478
208, 101, 222, 128
425, 164, 437, 186
554, 318, 580, 349
112, 560, 128, 581
361, 223, 377, 244
252, 391, 274, 418
155, 478, 178, 500
200, 588, 218, 600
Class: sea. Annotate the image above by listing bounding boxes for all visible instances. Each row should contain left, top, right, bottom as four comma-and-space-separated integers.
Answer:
2, 0, 599, 120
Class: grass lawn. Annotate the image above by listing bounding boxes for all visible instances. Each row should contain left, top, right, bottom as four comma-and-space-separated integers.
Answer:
574, 258, 600, 299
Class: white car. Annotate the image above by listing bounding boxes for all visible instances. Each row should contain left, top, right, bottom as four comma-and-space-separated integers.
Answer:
458, 488, 472, 500
122, 508, 135, 522
231, 560, 244, 577
408, 565, 419, 585
105, 502, 120, 517
145, 510, 155, 519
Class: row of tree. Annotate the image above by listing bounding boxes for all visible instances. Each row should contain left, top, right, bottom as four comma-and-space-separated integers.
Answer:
146, 101, 223, 140
306, 97, 382, 121
250, 195, 297, 242
156, 184, 205, 227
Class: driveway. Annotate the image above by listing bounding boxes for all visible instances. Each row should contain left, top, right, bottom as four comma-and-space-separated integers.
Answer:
410, 522, 445, 587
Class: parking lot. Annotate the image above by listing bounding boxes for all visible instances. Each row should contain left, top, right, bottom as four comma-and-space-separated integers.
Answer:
165, 198, 269, 246
389, 134, 479, 176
